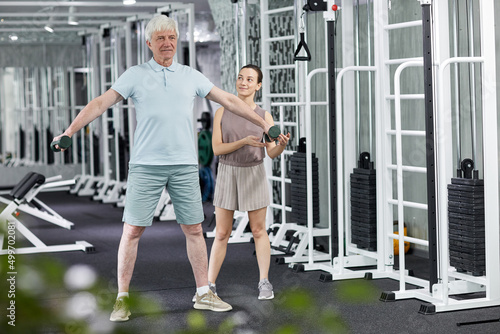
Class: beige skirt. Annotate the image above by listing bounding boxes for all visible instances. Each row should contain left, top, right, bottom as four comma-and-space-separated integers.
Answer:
213, 162, 270, 212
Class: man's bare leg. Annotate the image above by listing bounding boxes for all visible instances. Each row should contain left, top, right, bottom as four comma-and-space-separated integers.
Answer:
110, 222, 146, 322
181, 223, 208, 288
182, 223, 232, 312
117, 222, 146, 293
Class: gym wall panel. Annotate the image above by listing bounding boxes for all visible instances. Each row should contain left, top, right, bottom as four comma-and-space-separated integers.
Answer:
0, 165, 80, 187
0, 44, 85, 68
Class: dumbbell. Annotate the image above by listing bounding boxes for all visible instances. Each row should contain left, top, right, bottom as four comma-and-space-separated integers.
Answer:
264, 125, 281, 142
50, 135, 72, 152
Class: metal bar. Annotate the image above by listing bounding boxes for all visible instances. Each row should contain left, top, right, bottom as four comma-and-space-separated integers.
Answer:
263, 6, 294, 15
387, 199, 428, 210
386, 130, 426, 136
265, 36, 295, 42
0, 13, 154, 18
387, 164, 427, 173
366, 0, 374, 156
234, 0, 240, 73
384, 20, 422, 30
386, 94, 425, 100
0, 2, 171, 7
240, 0, 247, 68
328, 19, 339, 261
355, 0, 361, 155
466, 0, 478, 166
260, 0, 271, 112
0, 20, 125, 25
387, 233, 429, 247
421, 3, 438, 292
452, 0, 462, 175
478, 0, 500, 301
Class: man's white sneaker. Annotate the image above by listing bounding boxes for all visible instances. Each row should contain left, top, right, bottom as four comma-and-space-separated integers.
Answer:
110, 297, 131, 322
193, 290, 232, 312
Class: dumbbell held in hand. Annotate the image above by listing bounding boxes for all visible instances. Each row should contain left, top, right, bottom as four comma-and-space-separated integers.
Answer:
264, 125, 281, 142
50, 135, 72, 152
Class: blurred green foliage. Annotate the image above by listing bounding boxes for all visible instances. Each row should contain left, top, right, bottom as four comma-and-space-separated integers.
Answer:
1, 218, 378, 334
271, 288, 350, 334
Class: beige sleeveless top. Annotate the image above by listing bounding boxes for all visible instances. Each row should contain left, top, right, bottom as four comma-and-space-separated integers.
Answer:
218, 105, 266, 167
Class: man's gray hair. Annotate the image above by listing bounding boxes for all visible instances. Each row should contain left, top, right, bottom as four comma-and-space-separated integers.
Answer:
145, 15, 179, 42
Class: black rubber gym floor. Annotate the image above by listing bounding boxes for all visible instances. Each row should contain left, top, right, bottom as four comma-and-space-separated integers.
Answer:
3, 191, 500, 333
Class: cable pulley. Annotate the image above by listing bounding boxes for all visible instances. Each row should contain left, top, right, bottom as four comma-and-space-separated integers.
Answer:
293, 10, 311, 62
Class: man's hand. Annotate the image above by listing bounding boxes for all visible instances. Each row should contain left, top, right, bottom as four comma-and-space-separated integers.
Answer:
51, 134, 72, 152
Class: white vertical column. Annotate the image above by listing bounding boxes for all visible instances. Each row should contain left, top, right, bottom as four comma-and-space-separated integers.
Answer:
372, 0, 393, 272
431, 0, 453, 301
479, 0, 500, 300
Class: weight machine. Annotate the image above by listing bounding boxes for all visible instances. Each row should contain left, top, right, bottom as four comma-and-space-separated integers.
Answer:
288, 0, 500, 315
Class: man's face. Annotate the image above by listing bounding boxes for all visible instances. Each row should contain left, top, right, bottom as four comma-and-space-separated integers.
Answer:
147, 29, 177, 63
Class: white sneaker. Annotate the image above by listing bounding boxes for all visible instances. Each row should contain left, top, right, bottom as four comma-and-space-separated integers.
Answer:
193, 290, 232, 312
192, 282, 216, 302
109, 297, 131, 321
258, 279, 274, 300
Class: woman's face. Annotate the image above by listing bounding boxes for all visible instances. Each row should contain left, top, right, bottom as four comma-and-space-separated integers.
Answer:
236, 68, 262, 98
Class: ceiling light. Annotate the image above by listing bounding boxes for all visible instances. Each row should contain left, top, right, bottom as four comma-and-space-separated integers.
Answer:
44, 25, 54, 33
68, 6, 79, 25
9, 34, 18, 41
123, 0, 136, 5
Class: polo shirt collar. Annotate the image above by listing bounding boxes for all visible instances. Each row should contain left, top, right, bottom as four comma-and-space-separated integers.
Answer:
148, 58, 179, 72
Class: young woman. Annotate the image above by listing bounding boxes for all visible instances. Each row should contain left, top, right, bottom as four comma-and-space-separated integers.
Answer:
208, 64, 290, 299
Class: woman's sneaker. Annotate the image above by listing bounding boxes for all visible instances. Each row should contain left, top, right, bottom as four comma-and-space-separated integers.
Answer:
258, 279, 274, 300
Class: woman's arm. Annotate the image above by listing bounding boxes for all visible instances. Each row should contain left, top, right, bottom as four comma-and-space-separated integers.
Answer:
212, 107, 266, 156
264, 111, 291, 159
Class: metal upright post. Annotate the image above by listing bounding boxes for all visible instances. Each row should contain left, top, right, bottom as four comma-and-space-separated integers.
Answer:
325, 1, 338, 259
421, 0, 439, 292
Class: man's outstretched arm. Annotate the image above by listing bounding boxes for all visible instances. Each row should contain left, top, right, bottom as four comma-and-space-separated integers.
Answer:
206, 86, 271, 135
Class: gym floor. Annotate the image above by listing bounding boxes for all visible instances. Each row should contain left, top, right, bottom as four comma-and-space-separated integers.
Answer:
4, 191, 500, 334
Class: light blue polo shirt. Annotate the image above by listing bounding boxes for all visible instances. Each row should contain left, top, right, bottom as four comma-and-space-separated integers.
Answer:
111, 58, 214, 165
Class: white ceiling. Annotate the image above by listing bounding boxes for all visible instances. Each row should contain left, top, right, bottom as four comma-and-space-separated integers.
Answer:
0, 0, 212, 44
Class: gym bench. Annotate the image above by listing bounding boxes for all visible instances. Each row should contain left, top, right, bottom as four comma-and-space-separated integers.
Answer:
0, 172, 94, 255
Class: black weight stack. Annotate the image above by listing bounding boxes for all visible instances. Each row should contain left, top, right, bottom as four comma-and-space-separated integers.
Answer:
350, 152, 377, 251
447, 159, 485, 276
290, 141, 319, 226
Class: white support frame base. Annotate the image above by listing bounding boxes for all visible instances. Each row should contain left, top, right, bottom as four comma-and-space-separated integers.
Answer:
0, 217, 94, 255
269, 223, 330, 264
77, 176, 106, 197
100, 181, 126, 204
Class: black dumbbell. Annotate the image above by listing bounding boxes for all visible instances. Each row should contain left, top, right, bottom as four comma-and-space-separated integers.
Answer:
50, 135, 72, 152
264, 125, 281, 142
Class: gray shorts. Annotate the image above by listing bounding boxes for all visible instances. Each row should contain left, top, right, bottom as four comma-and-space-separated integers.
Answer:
213, 162, 270, 212
123, 164, 204, 226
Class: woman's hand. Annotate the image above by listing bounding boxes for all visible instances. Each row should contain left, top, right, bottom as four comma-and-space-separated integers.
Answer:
245, 135, 266, 147
276, 133, 290, 146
